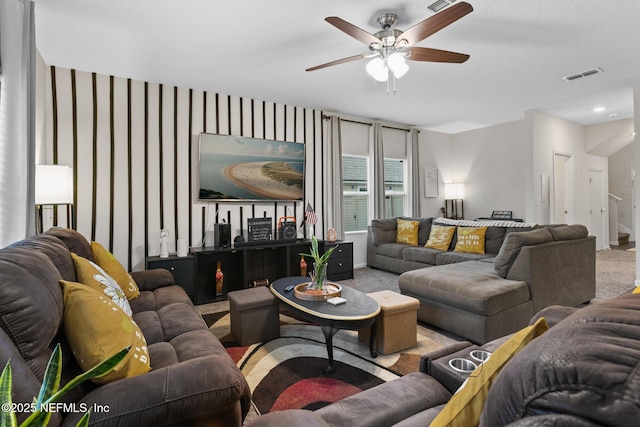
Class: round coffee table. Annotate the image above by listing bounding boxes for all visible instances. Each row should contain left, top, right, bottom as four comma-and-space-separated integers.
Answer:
271, 276, 380, 373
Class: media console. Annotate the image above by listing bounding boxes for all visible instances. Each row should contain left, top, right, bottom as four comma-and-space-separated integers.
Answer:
184, 239, 353, 305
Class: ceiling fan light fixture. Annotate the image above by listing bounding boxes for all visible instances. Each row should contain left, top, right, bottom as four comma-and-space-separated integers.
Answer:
387, 52, 409, 78
366, 57, 389, 82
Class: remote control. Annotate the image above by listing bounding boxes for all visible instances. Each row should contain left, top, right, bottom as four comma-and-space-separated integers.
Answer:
284, 284, 295, 292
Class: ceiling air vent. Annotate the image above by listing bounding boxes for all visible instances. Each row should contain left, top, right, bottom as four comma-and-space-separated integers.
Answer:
562, 67, 604, 82
428, 0, 457, 13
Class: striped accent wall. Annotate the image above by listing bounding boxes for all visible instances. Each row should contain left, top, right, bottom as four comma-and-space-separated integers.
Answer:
43, 66, 324, 271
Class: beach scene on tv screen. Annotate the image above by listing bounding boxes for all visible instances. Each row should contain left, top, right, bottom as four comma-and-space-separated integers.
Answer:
199, 134, 304, 201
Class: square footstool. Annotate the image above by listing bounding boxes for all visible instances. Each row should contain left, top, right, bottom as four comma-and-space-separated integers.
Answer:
228, 286, 280, 346
358, 290, 420, 355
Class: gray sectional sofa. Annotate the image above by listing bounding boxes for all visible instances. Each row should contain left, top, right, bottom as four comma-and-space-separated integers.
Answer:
367, 217, 596, 343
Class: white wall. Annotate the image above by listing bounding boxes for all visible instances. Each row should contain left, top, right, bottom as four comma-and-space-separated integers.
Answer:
418, 121, 528, 220
528, 111, 609, 245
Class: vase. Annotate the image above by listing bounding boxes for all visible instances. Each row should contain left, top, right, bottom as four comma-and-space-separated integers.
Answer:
300, 256, 307, 277
313, 262, 327, 291
215, 261, 224, 296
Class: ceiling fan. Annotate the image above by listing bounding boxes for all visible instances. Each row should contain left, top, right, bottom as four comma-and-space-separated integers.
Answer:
306, 2, 473, 85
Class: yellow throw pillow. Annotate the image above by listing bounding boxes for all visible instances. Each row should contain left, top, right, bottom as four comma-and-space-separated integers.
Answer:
425, 225, 456, 251
633, 287, 640, 294
454, 227, 488, 254
91, 241, 140, 300
430, 317, 549, 427
396, 219, 420, 246
71, 253, 133, 316
60, 280, 150, 385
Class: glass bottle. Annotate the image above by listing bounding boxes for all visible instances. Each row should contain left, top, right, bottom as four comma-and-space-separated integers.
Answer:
300, 255, 307, 278
215, 261, 224, 296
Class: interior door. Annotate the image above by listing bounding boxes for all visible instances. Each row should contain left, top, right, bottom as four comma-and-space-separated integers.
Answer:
554, 153, 573, 223
589, 169, 606, 250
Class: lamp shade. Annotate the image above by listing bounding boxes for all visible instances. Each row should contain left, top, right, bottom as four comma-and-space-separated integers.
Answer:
444, 183, 464, 199
366, 57, 389, 82
387, 52, 409, 78
35, 165, 74, 205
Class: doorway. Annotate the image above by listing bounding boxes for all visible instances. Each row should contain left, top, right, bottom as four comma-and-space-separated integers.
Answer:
553, 152, 573, 224
588, 169, 606, 250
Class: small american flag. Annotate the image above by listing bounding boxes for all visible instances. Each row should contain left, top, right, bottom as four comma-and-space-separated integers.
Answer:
305, 202, 318, 225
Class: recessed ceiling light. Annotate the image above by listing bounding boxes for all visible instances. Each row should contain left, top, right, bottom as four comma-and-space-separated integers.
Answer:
593, 106, 605, 113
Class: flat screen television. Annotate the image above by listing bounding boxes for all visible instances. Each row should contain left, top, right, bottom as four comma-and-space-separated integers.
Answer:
198, 133, 305, 201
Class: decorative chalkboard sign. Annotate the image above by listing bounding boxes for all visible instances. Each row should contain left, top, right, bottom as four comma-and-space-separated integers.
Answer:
247, 217, 273, 242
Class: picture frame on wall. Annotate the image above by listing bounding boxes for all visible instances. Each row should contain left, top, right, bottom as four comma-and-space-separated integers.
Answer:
424, 167, 439, 198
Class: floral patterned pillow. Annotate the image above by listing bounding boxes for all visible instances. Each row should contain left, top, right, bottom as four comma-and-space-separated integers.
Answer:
70, 253, 132, 316
91, 241, 140, 300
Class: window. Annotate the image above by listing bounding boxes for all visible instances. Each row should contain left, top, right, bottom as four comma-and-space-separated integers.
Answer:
384, 158, 407, 218
342, 155, 369, 232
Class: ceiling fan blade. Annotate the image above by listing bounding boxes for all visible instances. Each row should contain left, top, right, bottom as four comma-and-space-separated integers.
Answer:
407, 47, 469, 63
325, 16, 382, 46
306, 53, 367, 72
395, 2, 473, 47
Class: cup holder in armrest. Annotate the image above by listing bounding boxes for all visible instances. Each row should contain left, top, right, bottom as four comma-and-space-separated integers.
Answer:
448, 358, 477, 373
470, 349, 492, 363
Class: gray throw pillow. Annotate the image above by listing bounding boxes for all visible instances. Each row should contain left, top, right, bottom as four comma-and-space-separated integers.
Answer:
547, 224, 588, 241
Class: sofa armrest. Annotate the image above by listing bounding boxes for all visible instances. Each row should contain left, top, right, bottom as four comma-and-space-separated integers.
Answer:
244, 410, 329, 427
314, 372, 451, 427
419, 341, 474, 374
62, 355, 251, 427
130, 269, 174, 292
529, 305, 580, 328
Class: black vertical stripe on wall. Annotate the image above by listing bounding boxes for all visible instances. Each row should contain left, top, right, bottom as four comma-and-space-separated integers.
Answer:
70, 69, 78, 229
203, 91, 207, 132
273, 103, 277, 140
284, 105, 287, 141
50, 66, 59, 164
319, 110, 325, 238
159, 84, 164, 230
215, 93, 220, 134
227, 95, 232, 135
188, 89, 193, 246
144, 83, 149, 259
109, 75, 115, 251
240, 96, 244, 136
201, 206, 206, 246
239, 206, 244, 240
127, 79, 133, 271
173, 86, 179, 240
262, 101, 266, 138
91, 73, 98, 241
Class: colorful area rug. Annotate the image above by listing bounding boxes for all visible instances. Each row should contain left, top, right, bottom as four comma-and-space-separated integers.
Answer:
203, 310, 444, 415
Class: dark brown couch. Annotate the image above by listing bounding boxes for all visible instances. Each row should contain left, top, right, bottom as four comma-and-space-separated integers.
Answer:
0, 228, 251, 426
244, 292, 640, 426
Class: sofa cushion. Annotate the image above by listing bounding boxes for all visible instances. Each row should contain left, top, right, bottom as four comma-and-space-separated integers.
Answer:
60, 280, 151, 385
396, 219, 420, 245
91, 241, 140, 300
402, 246, 441, 265
435, 251, 493, 265
370, 218, 398, 245
493, 228, 554, 278
0, 248, 64, 380
425, 225, 456, 251
375, 243, 407, 259
45, 227, 93, 260
431, 317, 549, 427
7, 234, 76, 281
480, 293, 640, 427
547, 224, 588, 241
484, 227, 506, 255
454, 226, 487, 254
71, 253, 133, 316
399, 261, 530, 316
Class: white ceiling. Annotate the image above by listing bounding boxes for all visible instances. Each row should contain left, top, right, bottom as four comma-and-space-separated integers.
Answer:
34, 0, 640, 134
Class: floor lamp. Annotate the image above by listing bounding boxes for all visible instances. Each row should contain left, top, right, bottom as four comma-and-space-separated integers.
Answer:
35, 165, 74, 234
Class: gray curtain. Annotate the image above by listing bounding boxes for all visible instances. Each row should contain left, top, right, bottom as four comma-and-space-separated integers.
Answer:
409, 128, 421, 216
0, 0, 36, 247
324, 115, 344, 239
373, 122, 386, 219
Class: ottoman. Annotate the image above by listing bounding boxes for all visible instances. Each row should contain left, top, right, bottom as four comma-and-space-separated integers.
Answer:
358, 290, 420, 355
228, 286, 280, 346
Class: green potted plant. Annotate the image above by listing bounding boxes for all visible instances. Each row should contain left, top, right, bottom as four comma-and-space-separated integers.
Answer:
0, 344, 129, 427
300, 235, 337, 291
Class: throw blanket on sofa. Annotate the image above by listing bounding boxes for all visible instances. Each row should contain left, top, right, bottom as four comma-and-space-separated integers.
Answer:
433, 217, 538, 228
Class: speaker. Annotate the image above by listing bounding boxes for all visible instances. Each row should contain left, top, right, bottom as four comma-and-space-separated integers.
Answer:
279, 221, 297, 240
214, 223, 231, 248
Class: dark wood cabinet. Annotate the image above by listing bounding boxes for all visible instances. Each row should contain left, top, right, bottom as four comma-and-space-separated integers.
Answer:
320, 241, 354, 281
146, 255, 196, 302
186, 239, 353, 305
